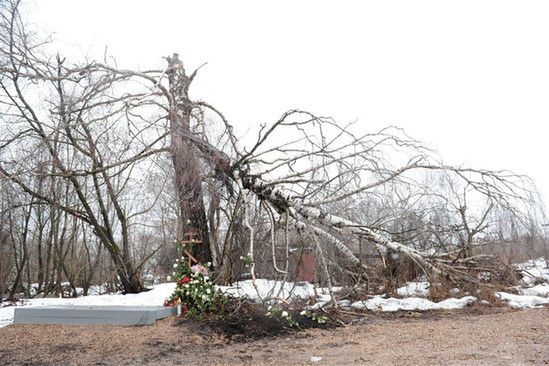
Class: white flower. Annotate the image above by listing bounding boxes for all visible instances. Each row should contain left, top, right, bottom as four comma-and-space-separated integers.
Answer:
206, 262, 211, 267
300, 310, 306, 316
239, 256, 243, 260
167, 276, 172, 282
173, 263, 178, 268
281, 311, 288, 317
172, 272, 176, 276
206, 289, 211, 294
175, 259, 179, 263
204, 276, 209, 281
267, 305, 272, 311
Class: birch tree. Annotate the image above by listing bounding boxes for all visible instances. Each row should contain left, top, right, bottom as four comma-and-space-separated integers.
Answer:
1, 0, 544, 295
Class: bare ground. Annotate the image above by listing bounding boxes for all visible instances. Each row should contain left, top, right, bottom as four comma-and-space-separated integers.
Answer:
0, 307, 547, 365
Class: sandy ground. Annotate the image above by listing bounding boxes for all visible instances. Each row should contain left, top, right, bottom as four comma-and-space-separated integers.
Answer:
0, 307, 547, 365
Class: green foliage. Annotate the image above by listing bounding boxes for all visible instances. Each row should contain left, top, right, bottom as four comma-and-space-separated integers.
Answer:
239, 254, 254, 268
266, 305, 298, 327
300, 310, 328, 324
165, 255, 226, 318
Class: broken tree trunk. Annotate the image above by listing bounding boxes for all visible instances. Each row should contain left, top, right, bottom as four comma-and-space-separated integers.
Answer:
167, 54, 212, 264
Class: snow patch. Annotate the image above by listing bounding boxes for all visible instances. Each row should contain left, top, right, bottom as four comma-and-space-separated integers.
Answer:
519, 284, 549, 298
218, 279, 336, 303
351, 295, 476, 312
338, 299, 351, 307
396, 281, 430, 297
515, 257, 549, 285
496, 292, 549, 308
1, 280, 338, 329
2, 259, 547, 328
0, 283, 176, 329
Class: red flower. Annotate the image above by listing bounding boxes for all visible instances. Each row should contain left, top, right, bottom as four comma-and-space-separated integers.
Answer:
178, 276, 190, 285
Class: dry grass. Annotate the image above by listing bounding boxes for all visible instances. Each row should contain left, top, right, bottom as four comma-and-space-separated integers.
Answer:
0, 307, 547, 365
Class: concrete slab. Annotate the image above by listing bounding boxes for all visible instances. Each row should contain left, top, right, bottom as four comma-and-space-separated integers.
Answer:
13, 305, 176, 326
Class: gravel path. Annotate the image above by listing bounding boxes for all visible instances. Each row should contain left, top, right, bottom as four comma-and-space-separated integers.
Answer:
0, 307, 547, 365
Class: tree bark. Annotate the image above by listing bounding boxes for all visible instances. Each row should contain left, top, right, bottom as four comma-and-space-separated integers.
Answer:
167, 53, 212, 264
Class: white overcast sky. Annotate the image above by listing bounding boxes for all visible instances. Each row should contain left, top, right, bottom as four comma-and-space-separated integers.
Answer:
26, 0, 549, 211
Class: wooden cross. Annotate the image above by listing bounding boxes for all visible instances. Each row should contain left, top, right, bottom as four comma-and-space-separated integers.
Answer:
183, 249, 198, 267
179, 229, 202, 245
178, 230, 202, 266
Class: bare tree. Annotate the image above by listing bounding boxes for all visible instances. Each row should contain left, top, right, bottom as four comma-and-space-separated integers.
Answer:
0, 1, 170, 292
1, 0, 545, 297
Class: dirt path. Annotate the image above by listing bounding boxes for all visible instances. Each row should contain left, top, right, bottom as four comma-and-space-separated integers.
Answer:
0, 308, 547, 365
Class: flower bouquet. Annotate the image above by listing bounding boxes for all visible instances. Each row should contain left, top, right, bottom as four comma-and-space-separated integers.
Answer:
164, 255, 224, 318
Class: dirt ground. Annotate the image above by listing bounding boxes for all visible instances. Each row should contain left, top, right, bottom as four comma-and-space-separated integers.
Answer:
0, 307, 547, 365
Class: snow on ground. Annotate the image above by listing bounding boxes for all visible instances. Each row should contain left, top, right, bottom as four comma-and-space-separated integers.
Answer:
515, 257, 549, 285
491, 256, 549, 309
519, 284, 549, 297
350, 296, 477, 312
396, 281, 430, 297
1, 258, 547, 329
495, 292, 549, 308
0, 280, 333, 328
218, 278, 335, 305
0, 283, 176, 329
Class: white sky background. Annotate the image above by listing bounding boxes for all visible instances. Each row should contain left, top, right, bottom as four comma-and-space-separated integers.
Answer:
26, 0, 549, 213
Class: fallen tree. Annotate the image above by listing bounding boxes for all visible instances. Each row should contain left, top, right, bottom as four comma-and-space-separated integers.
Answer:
177, 107, 542, 286
1, 0, 545, 294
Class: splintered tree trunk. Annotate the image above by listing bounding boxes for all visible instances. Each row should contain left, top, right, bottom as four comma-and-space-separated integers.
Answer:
167, 53, 212, 264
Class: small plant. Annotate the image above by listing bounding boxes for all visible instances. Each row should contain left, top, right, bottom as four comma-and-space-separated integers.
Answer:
300, 310, 328, 324
266, 305, 298, 327
239, 254, 254, 268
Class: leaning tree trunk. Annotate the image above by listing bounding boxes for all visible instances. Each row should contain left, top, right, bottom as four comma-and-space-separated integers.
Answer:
167, 54, 212, 264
